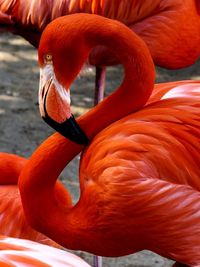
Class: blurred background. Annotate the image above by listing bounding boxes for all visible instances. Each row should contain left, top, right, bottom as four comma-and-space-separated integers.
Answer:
0, 32, 199, 267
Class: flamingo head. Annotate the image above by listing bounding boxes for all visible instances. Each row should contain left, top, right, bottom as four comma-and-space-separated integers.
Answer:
38, 14, 90, 145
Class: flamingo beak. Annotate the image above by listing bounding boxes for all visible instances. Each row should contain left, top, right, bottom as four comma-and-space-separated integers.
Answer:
39, 66, 88, 145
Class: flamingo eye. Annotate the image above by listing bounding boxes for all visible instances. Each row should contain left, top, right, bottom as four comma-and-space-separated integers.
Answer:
44, 54, 53, 64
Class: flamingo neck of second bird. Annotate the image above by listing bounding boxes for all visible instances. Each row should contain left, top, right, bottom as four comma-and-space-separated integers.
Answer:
19, 14, 155, 252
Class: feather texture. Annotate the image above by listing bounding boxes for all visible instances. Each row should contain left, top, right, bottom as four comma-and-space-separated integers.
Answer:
0, 0, 199, 68
0, 153, 70, 248
79, 81, 200, 263
0, 235, 91, 266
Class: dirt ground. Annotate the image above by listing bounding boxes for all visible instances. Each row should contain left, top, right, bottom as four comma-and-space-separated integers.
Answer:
0, 32, 200, 267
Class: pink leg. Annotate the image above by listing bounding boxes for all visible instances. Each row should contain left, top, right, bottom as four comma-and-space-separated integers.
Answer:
94, 66, 106, 106
93, 255, 102, 267
93, 66, 105, 267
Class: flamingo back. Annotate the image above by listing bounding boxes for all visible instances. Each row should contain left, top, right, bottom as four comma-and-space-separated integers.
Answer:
0, 185, 61, 248
78, 81, 200, 263
0, 235, 91, 266
0, 0, 164, 28
0, 153, 61, 248
0, 0, 200, 68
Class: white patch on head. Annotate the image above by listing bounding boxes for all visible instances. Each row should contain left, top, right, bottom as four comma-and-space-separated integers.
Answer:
39, 65, 54, 110
39, 64, 71, 117
53, 75, 71, 105
39, 64, 54, 91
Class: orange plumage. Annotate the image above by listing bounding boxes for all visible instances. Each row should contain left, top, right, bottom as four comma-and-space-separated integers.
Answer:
0, 235, 91, 266
0, 152, 71, 248
16, 14, 200, 266
0, 0, 200, 69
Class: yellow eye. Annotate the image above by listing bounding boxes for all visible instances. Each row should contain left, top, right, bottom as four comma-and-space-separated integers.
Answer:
44, 54, 52, 64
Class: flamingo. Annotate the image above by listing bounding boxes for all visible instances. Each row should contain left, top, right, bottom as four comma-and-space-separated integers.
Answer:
0, 0, 200, 101
0, 0, 200, 68
16, 14, 200, 266
0, 235, 91, 266
0, 152, 72, 248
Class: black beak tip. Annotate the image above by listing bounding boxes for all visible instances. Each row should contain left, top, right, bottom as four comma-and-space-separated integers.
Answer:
68, 132, 89, 145
65, 121, 89, 145
42, 114, 89, 146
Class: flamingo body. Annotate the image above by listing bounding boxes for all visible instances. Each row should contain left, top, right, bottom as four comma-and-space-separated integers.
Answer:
17, 14, 200, 266
0, 235, 91, 266
0, 0, 200, 68
79, 81, 200, 261
0, 152, 71, 247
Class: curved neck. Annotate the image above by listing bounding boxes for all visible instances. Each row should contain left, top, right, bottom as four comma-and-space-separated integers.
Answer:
74, 15, 155, 137
19, 15, 155, 250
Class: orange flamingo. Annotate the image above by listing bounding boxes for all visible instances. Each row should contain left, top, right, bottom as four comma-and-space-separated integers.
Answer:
17, 14, 200, 266
0, 152, 72, 248
0, 235, 91, 266
0, 0, 200, 102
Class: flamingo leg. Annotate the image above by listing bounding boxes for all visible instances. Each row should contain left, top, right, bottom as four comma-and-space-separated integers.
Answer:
92, 66, 105, 267
93, 255, 103, 267
94, 66, 106, 105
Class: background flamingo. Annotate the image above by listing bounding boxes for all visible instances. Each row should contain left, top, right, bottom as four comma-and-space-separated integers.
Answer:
0, 0, 199, 68
0, 235, 91, 266
15, 14, 200, 267
0, 152, 72, 248
0, 0, 200, 101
